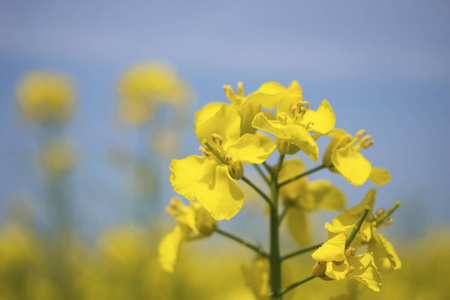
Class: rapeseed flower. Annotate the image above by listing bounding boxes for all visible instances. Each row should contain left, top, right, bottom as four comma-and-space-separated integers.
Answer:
170, 104, 274, 220
323, 129, 391, 186
252, 84, 335, 161
17, 72, 75, 124
159, 198, 216, 272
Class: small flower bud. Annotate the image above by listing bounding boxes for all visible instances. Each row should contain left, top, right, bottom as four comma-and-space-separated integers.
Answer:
312, 261, 327, 277
195, 207, 217, 236
229, 159, 244, 180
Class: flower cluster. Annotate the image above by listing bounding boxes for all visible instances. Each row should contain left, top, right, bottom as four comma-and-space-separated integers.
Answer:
162, 81, 401, 299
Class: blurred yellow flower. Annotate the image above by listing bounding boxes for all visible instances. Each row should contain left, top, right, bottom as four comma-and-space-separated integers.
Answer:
117, 62, 190, 127
323, 129, 391, 186
170, 104, 274, 220
278, 158, 346, 245
17, 72, 75, 124
159, 198, 216, 273
252, 83, 335, 161
332, 189, 401, 271
39, 138, 76, 177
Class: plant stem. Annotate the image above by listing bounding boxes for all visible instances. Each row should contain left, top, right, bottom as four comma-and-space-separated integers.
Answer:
278, 205, 289, 227
215, 228, 269, 258
241, 176, 272, 207
279, 275, 315, 296
270, 154, 284, 299
278, 164, 326, 187
375, 200, 402, 226
345, 205, 370, 248
254, 164, 270, 185
281, 243, 323, 261
263, 161, 273, 174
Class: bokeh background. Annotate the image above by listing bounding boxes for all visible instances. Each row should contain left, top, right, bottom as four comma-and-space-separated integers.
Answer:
0, 1, 449, 299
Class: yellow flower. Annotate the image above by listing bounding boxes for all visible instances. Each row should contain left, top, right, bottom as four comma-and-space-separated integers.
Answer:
170, 104, 274, 220
278, 158, 346, 245
311, 232, 383, 292
252, 84, 336, 161
117, 62, 190, 127
332, 189, 402, 271
17, 72, 75, 124
323, 129, 391, 186
39, 138, 76, 177
159, 198, 217, 272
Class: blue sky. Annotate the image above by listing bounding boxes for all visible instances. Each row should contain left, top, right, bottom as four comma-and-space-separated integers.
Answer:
0, 0, 449, 237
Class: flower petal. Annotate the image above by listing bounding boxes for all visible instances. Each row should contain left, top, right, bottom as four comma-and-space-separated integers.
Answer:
369, 167, 391, 186
312, 233, 346, 262
158, 225, 185, 273
169, 155, 215, 201
278, 158, 307, 203
286, 207, 311, 246
369, 233, 402, 271
195, 102, 223, 125
308, 179, 346, 211
331, 147, 372, 186
195, 104, 241, 148
227, 134, 275, 164
299, 99, 336, 134
347, 253, 383, 292
196, 164, 245, 220
246, 82, 288, 109
325, 260, 349, 281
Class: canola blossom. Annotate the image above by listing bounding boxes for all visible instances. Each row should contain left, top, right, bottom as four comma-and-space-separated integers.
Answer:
163, 81, 401, 299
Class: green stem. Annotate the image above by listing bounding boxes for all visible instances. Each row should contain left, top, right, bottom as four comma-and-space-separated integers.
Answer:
278, 205, 289, 227
270, 154, 284, 299
375, 201, 402, 226
346, 206, 370, 248
241, 176, 272, 207
279, 275, 315, 296
263, 161, 274, 174
278, 164, 326, 187
254, 164, 270, 185
281, 243, 323, 261
215, 228, 269, 258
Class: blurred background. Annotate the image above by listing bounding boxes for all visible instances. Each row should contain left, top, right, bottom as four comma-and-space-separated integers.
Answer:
0, 0, 449, 299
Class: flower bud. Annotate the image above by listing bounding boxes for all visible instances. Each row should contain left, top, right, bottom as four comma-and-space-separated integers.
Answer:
312, 261, 327, 277
195, 207, 217, 236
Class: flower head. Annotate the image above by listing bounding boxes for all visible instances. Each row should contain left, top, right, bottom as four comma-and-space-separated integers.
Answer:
252, 85, 335, 161
17, 72, 75, 124
159, 197, 217, 273
170, 104, 274, 220
323, 129, 391, 186
332, 189, 402, 271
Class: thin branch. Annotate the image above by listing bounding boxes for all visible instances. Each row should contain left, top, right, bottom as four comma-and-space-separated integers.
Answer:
262, 161, 273, 174
215, 228, 269, 257
281, 243, 323, 261
278, 205, 289, 227
253, 164, 270, 185
278, 164, 326, 187
241, 176, 272, 207
279, 275, 315, 296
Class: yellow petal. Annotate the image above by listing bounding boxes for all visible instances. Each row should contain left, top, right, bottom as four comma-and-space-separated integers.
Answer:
196, 164, 245, 220
195, 102, 223, 125
287, 81, 303, 95
347, 253, 383, 292
278, 158, 307, 203
239, 101, 261, 135
325, 260, 349, 281
286, 207, 310, 246
252, 113, 319, 162
369, 167, 391, 186
312, 233, 346, 262
369, 233, 402, 271
158, 225, 185, 273
345, 188, 376, 216
246, 81, 288, 109
276, 93, 303, 117
195, 104, 241, 148
299, 99, 336, 134
227, 133, 275, 164
331, 147, 372, 186
308, 179, 346, 211
170, 155, 215, 201
325, 223, 362, 250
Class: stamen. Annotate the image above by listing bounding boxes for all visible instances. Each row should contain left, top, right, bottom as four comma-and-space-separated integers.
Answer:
237, 82, 244, 98
290, 105, 300, 117
346, 266, 355, 276
223, 85, 237, 102
199, 146, 211, 157
278, 112, 288, 125
211, 133, 223, 145
345, 247, 356, 256
225, 154, 233, 164
354, 129, 366, 141
374, 208, 385, 219
384, 217, 393, 226
304, 121, 314, 130
361, 139, 374, 149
